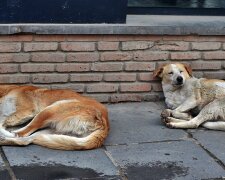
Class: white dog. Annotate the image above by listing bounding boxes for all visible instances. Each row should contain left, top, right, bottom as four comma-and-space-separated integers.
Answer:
154, 63, 225, 131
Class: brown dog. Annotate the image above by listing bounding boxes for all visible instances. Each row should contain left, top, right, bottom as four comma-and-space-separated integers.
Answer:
0, 85, 109, 150
154, 63, 225, 131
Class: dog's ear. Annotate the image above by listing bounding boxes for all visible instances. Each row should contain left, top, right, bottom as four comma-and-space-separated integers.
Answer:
153, 65, 164, 78
184, 64, 192, 77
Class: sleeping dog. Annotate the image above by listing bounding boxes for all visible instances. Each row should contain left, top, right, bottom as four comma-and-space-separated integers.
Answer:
0, 85, 109, 150
154, 63, 225, 131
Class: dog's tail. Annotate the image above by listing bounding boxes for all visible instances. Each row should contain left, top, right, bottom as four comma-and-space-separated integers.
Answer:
31, 117, 109, 150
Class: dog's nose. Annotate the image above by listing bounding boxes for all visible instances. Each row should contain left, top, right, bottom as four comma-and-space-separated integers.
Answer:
177, 76, 183, 83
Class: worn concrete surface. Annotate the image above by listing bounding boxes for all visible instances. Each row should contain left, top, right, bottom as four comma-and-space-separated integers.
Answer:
1, 102, 225, 179
1, 15, 225, 35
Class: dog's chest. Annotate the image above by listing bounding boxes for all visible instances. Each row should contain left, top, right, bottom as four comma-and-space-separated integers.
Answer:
165, 91, 187, 109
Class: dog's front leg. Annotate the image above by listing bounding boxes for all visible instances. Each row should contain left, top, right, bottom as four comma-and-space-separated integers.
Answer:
161, 109, 192, 120
162, 96, 198, 123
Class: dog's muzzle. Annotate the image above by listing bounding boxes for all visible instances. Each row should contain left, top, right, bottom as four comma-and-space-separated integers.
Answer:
176, 76, 183, 85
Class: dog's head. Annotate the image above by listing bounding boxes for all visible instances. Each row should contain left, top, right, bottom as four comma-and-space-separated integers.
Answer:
153, 63, 192, 87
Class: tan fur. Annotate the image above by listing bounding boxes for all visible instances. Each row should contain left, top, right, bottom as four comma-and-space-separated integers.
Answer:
0, 85, 109, 150
154, 63, 225, 131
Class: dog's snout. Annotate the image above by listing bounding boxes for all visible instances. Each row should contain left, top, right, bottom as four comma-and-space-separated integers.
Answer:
177, 76, 183, 83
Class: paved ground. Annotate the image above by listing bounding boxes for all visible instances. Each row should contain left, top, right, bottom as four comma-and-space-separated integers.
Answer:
1, 102, 225, 180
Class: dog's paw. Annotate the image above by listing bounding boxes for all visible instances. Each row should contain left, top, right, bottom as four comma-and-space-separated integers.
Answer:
165, 117, 174, 123
161, 109, 172, 118
166, 122, 175, 129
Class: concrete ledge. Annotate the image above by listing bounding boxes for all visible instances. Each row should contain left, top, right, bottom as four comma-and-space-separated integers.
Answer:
0, 15, 225, 35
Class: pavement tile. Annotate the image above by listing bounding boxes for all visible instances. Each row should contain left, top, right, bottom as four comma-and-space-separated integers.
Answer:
105, 102, 187, 145
0, 152, 11, 180
191, 129, 225, 165
2, 145, 119, 179
106, 141, 225, 180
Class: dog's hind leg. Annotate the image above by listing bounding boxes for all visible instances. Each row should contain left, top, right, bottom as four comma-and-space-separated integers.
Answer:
202, 121, 225, 131
0, 129, 53, 146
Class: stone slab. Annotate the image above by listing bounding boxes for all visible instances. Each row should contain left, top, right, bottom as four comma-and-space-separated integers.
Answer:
105, 102, 187, 145
2, 145, 119, 179
106, 141, 225, 180
0, 151, 11, 180
191, 129, 225, 165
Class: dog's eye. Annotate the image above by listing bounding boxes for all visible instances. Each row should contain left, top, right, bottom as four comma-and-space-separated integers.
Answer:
180, 70, 183, 73
168, 72, 173, 75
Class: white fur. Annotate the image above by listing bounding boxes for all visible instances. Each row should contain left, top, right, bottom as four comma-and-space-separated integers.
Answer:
0, 95, 17, 137
215, 82, 225, 89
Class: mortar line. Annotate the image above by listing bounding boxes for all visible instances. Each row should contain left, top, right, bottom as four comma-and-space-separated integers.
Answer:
102, 145, 128, 180
185, 131, 225, 172
0, 147, 16, 180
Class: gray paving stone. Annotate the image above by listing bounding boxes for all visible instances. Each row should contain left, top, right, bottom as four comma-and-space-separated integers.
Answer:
106, 141, 225, 180
0, 152, 11, 180
105, 102, 187, 145
191, 129, 225, 165
3, 145, 119, 179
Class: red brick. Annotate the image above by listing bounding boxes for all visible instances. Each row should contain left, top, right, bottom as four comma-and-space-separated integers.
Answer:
120, 83, 151, 92
91, 63, 123, 72
100, 52, 133, 61
104, 73, 136, 82
153, 42, 189, 51
0, 64, 18, 73
192, 42, 221, 50
31, 53, 65, 62
56, 64, 90, 72
191, 61, 221, 70
162, 36, 184, 41
34, 35, 66, 42
66, 35, 101, 42
98, 42, 119, 51
203, 71, 225, 79
21, 64, 55, 73
32, 74, 68, 83
0, 54, 30, 63
152, 83, 163, 92
24, 43, 58, 52
67, 53, 99, 62
0, 35, 33, 42
203, 51, 225, 60
171, 52, 201, 60
184, 36, 225, 42
125, 62, 155, 72
122, 41, 154, 50
110, 94, 142, 103
134, 52, 169, 61
51, 84, 84, 93
0, 43, 21, 52
60, 42, 95, 52
0, 75, 30, 84
87, 84, 118, 93
143, 93, 162, 101
138, 73, 157, 81
70, 74, 102, 82
193, 71, 204, 78
87, 94, 110, 103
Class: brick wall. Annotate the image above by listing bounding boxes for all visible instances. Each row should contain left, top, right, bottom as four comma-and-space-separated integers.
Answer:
0, 34, 225, 103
